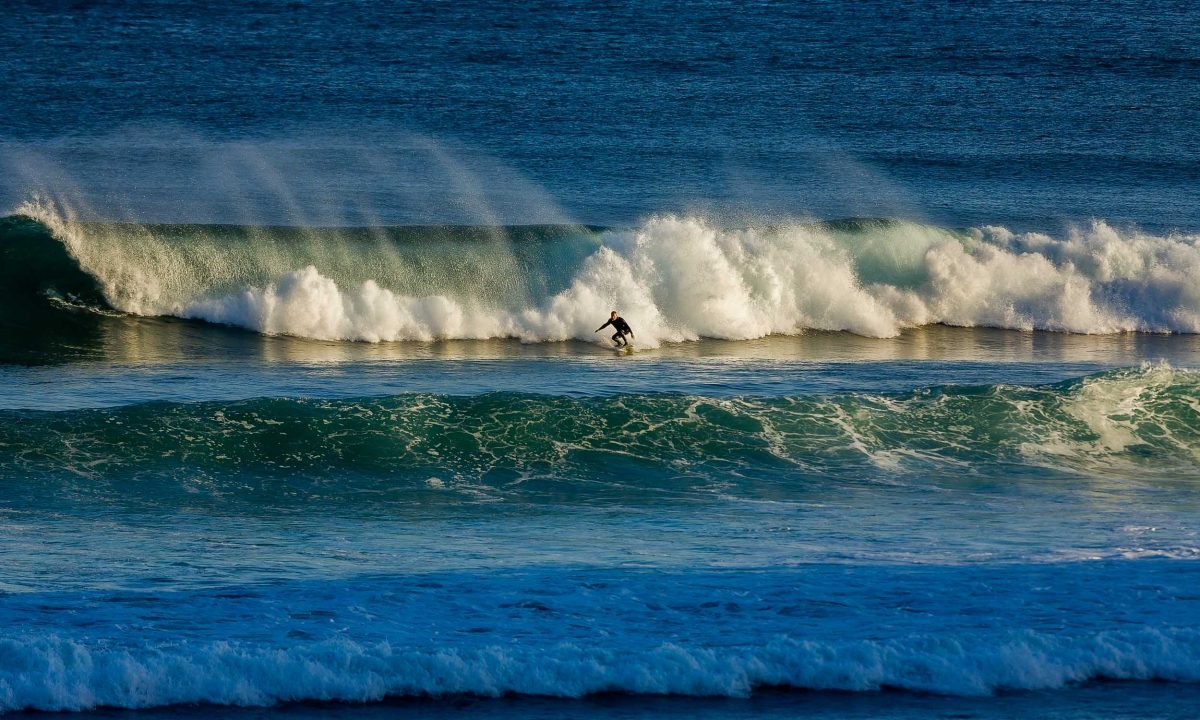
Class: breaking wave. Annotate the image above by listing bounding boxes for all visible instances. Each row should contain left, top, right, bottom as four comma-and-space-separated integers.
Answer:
3, 628, 1198, 712
2, 563, 1200, 712
4, 199, 1200, 345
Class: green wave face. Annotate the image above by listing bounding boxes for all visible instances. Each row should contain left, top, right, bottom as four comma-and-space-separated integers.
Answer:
2, 367, 1196, 513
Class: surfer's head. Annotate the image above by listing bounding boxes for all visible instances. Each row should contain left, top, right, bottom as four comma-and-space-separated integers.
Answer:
611, 310, 618, 318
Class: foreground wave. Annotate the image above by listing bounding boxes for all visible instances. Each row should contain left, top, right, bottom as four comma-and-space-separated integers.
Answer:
5, 629, 1197, 711
2, 563, 1199, 712
2, 366, 1196, 509
4, 200, 1200, 345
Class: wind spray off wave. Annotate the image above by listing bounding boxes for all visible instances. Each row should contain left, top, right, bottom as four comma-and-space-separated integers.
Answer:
6, 201, 1200, 344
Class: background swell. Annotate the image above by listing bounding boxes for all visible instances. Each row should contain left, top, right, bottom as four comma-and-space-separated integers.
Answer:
1, 366, 1196, 512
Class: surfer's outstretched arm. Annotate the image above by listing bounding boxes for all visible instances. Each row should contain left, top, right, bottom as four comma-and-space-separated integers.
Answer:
595, 320, 612, 332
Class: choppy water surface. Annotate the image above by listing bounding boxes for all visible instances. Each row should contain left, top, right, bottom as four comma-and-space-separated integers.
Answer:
2, 330, 1199, 714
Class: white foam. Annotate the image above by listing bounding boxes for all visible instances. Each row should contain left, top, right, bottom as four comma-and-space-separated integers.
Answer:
898, 223, 1200, 334
183, 268, 507, 342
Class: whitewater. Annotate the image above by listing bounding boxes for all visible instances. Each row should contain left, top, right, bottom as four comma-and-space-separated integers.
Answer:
12, 199, 1200, 345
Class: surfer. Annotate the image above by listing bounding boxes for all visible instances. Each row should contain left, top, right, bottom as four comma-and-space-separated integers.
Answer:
595, 310, 634, 347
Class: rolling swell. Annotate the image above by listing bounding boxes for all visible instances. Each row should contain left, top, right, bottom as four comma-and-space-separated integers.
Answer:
2, 366, 1196, 510
5, 200, 1200, 346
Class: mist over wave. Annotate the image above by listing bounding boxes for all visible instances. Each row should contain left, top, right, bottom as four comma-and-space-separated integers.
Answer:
8, 199, 1200, 344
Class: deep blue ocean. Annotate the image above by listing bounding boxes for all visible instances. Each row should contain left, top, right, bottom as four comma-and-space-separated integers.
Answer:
2, 1, 1200, 718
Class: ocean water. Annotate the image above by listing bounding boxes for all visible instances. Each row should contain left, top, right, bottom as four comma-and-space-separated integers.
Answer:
2, 1, 1200, 718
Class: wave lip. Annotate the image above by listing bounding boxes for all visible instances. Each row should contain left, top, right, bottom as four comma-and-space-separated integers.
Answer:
6, 201, 1200, 344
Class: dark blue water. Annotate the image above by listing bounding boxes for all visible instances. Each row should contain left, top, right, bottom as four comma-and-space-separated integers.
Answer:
3, 2, 1200, 718
3, 0, 1198, 229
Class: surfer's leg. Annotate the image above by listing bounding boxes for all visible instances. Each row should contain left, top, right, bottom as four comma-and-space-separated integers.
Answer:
613, 332, 624, 346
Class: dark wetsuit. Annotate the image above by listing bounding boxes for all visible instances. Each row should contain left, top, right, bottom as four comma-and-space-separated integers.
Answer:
598, 316, 634, 345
